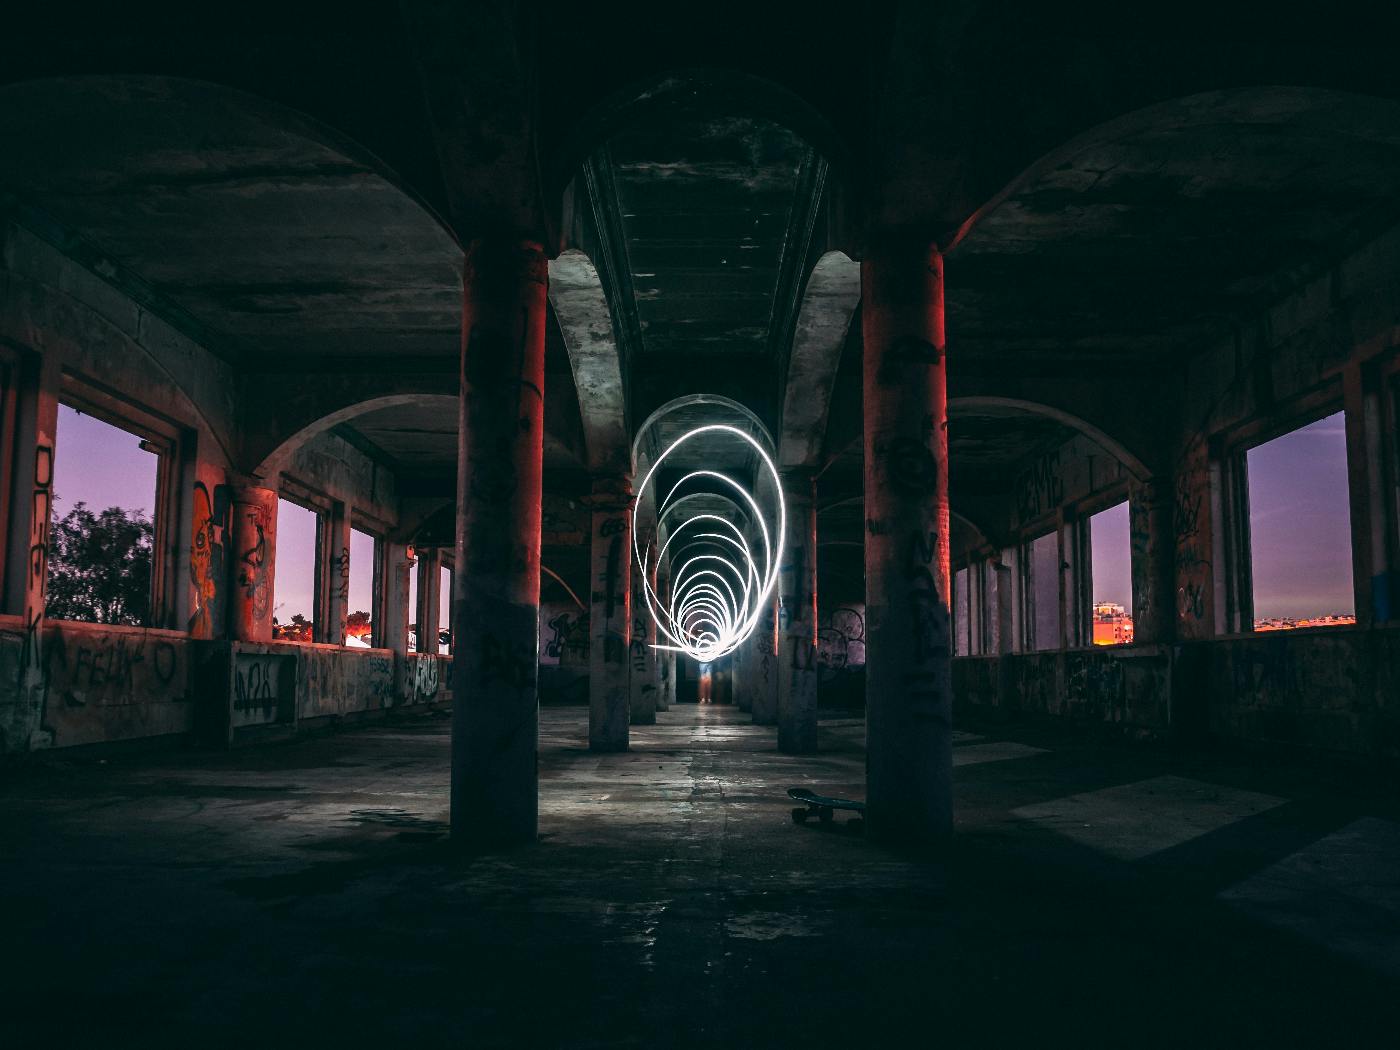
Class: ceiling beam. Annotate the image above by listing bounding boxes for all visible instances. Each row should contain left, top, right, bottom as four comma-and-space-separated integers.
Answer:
778, 250, 861, 467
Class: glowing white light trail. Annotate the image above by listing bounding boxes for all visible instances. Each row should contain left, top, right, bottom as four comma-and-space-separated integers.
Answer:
633, 423, 785, 663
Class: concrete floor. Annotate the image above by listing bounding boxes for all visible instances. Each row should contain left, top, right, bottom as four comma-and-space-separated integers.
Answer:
3, 704, 1399, 1047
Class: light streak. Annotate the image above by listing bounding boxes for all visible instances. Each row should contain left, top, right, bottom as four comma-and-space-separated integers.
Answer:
633, 423, 785, 663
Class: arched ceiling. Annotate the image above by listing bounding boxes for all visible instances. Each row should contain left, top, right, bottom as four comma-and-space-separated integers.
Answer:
0, 76, 462, 367
947, 88, 1400, 372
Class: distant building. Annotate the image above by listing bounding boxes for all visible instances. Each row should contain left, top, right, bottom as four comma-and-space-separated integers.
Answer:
1092, 601, 1135, 645
1254, 614, 1356, 632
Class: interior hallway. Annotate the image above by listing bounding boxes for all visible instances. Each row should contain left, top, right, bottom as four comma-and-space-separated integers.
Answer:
3, 705, 1398, 1047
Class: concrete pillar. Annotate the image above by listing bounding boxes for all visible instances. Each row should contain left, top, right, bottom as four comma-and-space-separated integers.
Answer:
384, 542, 415, 703
418, 548, 443, 655
777, 470, 818, 752
1129, 477, 1174, 644
733, 640, 752, 713
3, 355, 59, 750
324, 503, 351, 645
665, 650, 678, 709
750, 598, 780, 725
231, 483, 278, 643
862, 239, 953, 844
587, 475, 632, 751
451, 238, 547, 845
629, 539, 658, 725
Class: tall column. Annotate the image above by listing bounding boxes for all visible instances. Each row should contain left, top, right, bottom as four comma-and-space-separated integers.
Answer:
384, 542, 415, 696
862, 239, 953, 844
629, 539, 659, 725
451, 239, 547, 844
4, 357, 59, 750
750, 598, 780, 725
324, 502, 351, 645
1129, 477, 1174, 644
733, 640, 752, 713
231, 483, 278, 643
587, 475, 632, 751
777, 470, 819, 752
653, 557, 671, 712
418, 548, 443, 655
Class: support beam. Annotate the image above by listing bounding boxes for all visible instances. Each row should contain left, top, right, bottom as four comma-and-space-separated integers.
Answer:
862, 239, 953, 845
629, 539, 658, 725
451, 239, 547, 845
749, 598, 780, 726
230, 483, 278, 644
324, 503, 351, 646
778, 470, 819, 752
778, 251, 861, 468
587, 474, 632, 751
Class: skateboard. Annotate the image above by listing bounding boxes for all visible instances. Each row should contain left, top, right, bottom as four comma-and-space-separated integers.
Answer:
788, 787, 866, 826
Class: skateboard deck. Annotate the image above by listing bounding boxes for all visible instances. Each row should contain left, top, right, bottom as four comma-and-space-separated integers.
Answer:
788, 787, 866, 825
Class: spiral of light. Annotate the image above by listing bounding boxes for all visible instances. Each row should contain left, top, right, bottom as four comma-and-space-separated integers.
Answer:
633, 424, 785, 663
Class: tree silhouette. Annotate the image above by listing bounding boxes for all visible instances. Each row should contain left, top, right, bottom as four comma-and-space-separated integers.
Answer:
46, 501, 153, 625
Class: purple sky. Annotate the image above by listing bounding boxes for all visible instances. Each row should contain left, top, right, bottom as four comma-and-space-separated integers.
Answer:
52, 405, 157, 519
439, 564, 452, 655
1247, 412, 1353, 619
349, 528, 375, 623
1090, 500, 1132, 609
275, 498, 318, 624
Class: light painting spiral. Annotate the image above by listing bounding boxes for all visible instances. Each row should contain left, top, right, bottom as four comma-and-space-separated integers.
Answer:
633, 424, 785, 663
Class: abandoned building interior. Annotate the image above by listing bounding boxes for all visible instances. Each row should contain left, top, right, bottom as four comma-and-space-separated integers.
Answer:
2, 2, 1399, 1044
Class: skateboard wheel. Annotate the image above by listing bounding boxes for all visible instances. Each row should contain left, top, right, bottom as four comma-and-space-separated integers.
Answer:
791, 807, 808, 824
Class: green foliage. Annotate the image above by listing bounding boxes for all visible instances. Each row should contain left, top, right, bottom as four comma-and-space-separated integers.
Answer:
45, 501, 153, 626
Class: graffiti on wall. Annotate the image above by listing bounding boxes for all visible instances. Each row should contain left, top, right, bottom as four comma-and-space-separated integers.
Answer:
1174, 440, 1212, 637
232, 653, 288, 727
1015, 449, 1064, 521
540, 605, 588, 665
816, 605, 866, 683
237, 503, 271, 624
189, 481, 230, 639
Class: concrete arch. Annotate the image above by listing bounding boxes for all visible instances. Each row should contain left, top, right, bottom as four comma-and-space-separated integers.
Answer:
779, 250, 861, 468
0, 271, 235, 466
0, 73, 457, 246
249, 390, 458, 480
549, 249, 628, 473
631, 393, 776, 474
950, 86, 1400, 252
949, 396, 1152, 482
552, 66, 848, 190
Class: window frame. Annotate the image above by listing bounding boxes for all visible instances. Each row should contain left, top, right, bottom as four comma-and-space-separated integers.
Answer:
348, 513, 388, 649
52, 378, 181, 629
274, 482, 330, 643
1221, 387, 1350, 634
1021, 526, 1066, 652
1075, 488, 1134, 649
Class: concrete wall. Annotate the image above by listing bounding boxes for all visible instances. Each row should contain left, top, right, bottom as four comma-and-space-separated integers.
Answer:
0, 618, 194, 751
205, 641, 451, 746
954, 626, 1400, 761
817, 602, 865, 708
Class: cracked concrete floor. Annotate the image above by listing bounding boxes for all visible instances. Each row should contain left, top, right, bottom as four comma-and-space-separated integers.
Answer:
2, 703, 1399, 1047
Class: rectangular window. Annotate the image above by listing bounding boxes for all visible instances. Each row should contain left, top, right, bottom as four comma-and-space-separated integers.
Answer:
1089, 501, 1134, 646
273, 498, 320, 641
1029, 531, 1060, 651
346, 527, 377, 647
438, 563, 453, 656
1245, 411, 1354, 631
954, 566, 970, 655
46, 403, 162, 626
407, 554, 420, 652
1001, 546, 1020, 653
